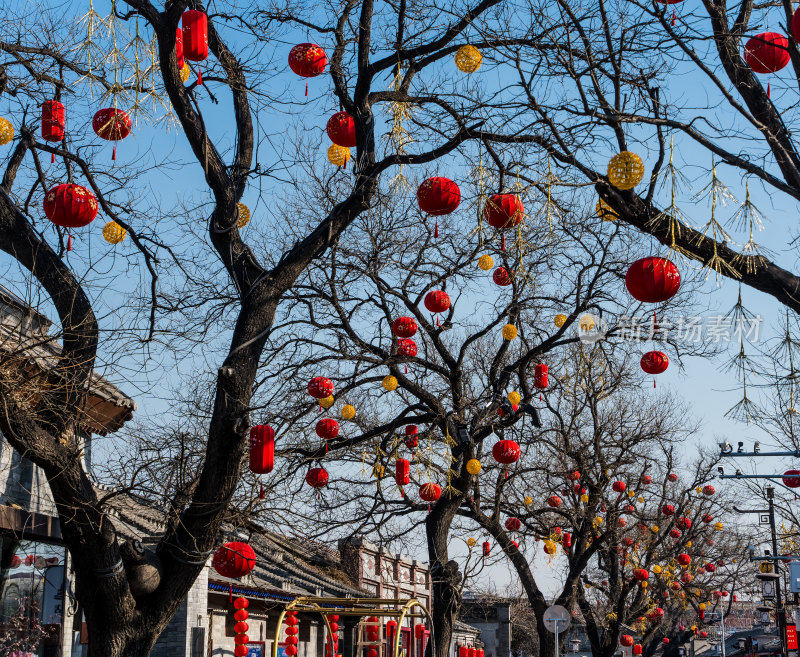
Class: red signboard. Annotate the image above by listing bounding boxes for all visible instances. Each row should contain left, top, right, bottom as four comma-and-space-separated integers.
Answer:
786, 624, 798, 650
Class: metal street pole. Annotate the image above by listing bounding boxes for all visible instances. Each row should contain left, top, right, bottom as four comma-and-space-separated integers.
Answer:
766, 486, 789, 657
554, 619, 559, 657
720, 608, 726, 657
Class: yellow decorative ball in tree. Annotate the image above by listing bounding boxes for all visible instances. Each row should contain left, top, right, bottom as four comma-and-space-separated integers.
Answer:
102, 221, 127, 244
641, 581, 648, 589
467, 537, 476, 547
478, 254, 494, 271
579, 314, 596, 331
638, 496, 645, 503
319, 395, 334, 409
651, 525, 659, 533
595, 198, 617, 221
455, 45, 482, 73
607, 151, 645, 190
554, 314, 567, 328
686, 540, 693, 547
543, 540, 557, 555
466, 459, 482, 475
699, 603, 706, 611
502, 324, 518, 340
0, 118, 13, 145
507, 391, 521, 405
373, 464, 385, 478
236, 203, 250, 228
695, 486, 703, 494
341, 404, 356, 420
580, 493, 589, 503
327, 144, 351, 167
653, 565, 662, 575
524, 496, 533, 506
180, 62, 191, 83
714, 521, 724, 531
382, 375, 398, 391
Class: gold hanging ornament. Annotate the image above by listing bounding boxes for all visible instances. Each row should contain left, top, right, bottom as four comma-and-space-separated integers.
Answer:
579, 314, 596, 331
543, 540, 557, 555
0, 118, 13, 145
179, 62, 191, 83
524, 496, 533, 506
466, 459, 482, 475
327, 144, 351, 167
382, 375, 398, 391
507, 391, 521, 405
502, 324, 518, 340
596, 198, 618, 221
455, 45, 482, 73
319, 395, 334, 409
478, 254, 494, 271
607, 151, 645, 190
554, 314, 567, 328
341, 404, 356, 420
102, 221, 127, 244
236, 203, 250, 228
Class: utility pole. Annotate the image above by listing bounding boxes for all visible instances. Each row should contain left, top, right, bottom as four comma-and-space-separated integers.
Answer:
766, 486, 789, 657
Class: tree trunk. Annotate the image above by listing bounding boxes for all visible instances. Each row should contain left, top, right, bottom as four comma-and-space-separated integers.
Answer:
84, 625, 158, 657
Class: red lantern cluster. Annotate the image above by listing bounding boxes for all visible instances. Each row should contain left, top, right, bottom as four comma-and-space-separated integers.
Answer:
233, 597, 250, 657
744, 32, 790, 74
327, 112, 356, 148
365, 616, 380, 657
284, 611, 300, 657
307, 377, 334, 398
417, 177, 461, 215
625, 257, 681, 303
306, 467, 329, 488
493, 267, 512, 286
44, 183, 99, 228
249, 425, 275, 474
392, 316, 418, 338
326, 614, 340, 657
505, 517, 522, 532
212, 542, 256, 579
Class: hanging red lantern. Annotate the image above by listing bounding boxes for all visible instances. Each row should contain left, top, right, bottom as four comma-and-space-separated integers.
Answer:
212, 542, 256, 578
326, 112, 356, 148
534, 364, 548, 389
669, 528, 681, 539
662, 504, 675, 516
744, 32, 790, 74
483, 541, 491, 556
249, 425, 275, 474
641, 351, 669, 375
625, 257, 681, 303
392, 316, 417, 338
623, 504, 635, 514
617, 517, 627, 528
492, 440, 521, 465
176, 28, 184, 69
611, 480, 626, 493
705, 563, 716, 573
459, 647, 469, 657
702, 484, 715, 496
405, 425, 418, 449
702, 513, 713, 523
667, 472, 678, 482
546, 495, 562, 508
92, 108, 132, 160
41, 101, 65, 143
492, 267, 512, 286
677, 516, 691, 530
396, 458, 410, 486
677, 553, 691, 566
484, 194, 524, 229
783, 469, 800, 487
505, 517, 522, 532
397, 338, 417, 357
415, 625, 427, 639
620, 636, 634, 648
307, 377, 334, 398
44, 184, 98, 228
288, 43, 328, 77
182, 10, 208, 84
424, 290, 451, 314
305, 467, 329, 488
640, 474, 652, 485
663, 639, 670, 645
633, 568, 649, 581
633, 645, 643, 656
419, 482, 441, 502
567, 470, 581, 481
417, 177, 461, 215
316, 418, 340, 440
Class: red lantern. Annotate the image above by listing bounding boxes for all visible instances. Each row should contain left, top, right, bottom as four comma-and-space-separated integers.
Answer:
702, 513, 713, 523
182, 10, 208, 84
702, 484, 715, 496
307, 377, 334, 398
492, 439, 521, 465
640, 474, 652, 485
563, 532, 572, 548
405, 425, 418, 449
249, 425, 275, 474
677, 553, 691, 566
415, 625, 426, 639
9, 555, 20, 568
546, 495, 562, 508
397, 338, 417, 357
44, 184, 98, 228
667, 472, 678, 482
744, 32, 790, 74
469, 648, 477, 657
634, 568, 649, 581
534, 364, 548, 389
505, 517, 522, 532
176, 28, 184, 69
617, 517, 627, 528
620, 635, 634, 648
392, 317, 417, 338
316, 418, 340, 440
289, 43, 327, 77
41, 101, 65, 143
663, 639, 670, 645
396, 459, 410, 486
705, 563, 716, 573
677, 517, 691, 530
681, 572, 693, 584
234, 621, 249, 633
326, 112, 356, 148
235, 647, 249, 657
623, 504, 635, 514
234, 597, 249, 609
625, 257, 681, 303
567, 470, 581, 481
661, 504, 675, 516
669, 529, 681, 538
93, 108, 131, 141
419, 482, 441, 502
633, 645, 643, 656
484, 194, 524, 230
483, 541, 491, 556
492, 267, 512, 286
459, 647, 469, 657
612, 480, 626, 493
784, 469, 800, 488
670, 582, 681, 591
306, 467, 329, 488
424, 290, 451, 314
417, 177, 461, 215
212, 542, 256, 578
641, 351, 669, 375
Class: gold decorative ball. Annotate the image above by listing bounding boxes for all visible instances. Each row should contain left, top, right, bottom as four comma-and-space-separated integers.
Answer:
466, 459, 482, 475
579, 314, 596, 331
607, 151, 645, 190
507, 391, 521, 405
455, 45, 482, 73
627, 489, 635, 497
341, 404, 356, 420
580, 493, 589, 503
102, 221, 127, 244
686, 540, 693, 547
638, 496, 645, 503
554, 314, 567, 328
651, 525, 659, 533
502, 324, 518, 340
236, 203, 250, 228
594, 516, 604, 525
382, 375, 398, 391
467, 537, 476, 547
641, 581, 648, 589
543, 540, 557, 555
319, 395, 334, 409
478, 254, 494, 271
653, 565, 662, 574
524, 496, 533, 506
596, 198, 618, 221
180, 62, 191, 83
373, 464, 385, 478
0, 118, 14, 145
714, 522, 723, 531
327, 144, 351, 167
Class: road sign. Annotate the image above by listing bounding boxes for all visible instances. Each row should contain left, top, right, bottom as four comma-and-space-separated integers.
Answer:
544, 605, 571, 634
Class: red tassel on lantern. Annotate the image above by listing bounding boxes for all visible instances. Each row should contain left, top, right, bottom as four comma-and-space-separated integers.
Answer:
435, 220, 439, 238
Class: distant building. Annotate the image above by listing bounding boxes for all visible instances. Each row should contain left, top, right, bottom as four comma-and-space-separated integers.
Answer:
459, 595, 511, 657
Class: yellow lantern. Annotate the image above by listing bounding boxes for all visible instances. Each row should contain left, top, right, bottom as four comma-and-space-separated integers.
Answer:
714, 521, 724, 531
651, 525, 659, 533
594, 516, 604, 525
319, 395, 334, 409
628, 490, 636, 497
373, 464, 385, 478
686, 541, 692, 547
478, 254, 494, 271
466, 459, 482, 475
580, 493, 589, 503
690, 625, 697, 633
180, 62, 191, 83
507, 391, 521, 405
638, 496, 645, 503
341, 404, 356, 420
653, 565, 662, 575
607, 151, 645, 190
382, 375, 398, 391
467, 537, 476, 547
502, 324, 518, 340
327, 144, 351, 167
554, 314, 567, 328
579, 314, 596, 331
102, 221, 127, 244
455, 45, 482, 73
543, 540, 557, 555
699, 603, 706, 611
595, 198, 617, 221
524, 496, 533, 506
641, 581, 648, 589
695, 486, 703, 494
0, 118, 13, 145
236, 203, 250, 228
